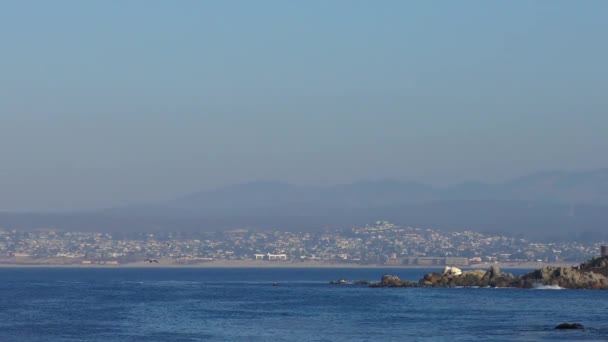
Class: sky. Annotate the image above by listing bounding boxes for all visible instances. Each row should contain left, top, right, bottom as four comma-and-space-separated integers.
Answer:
1, 0, 607, 212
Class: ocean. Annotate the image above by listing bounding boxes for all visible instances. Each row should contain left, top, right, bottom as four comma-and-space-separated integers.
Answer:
0, 267, 607, 341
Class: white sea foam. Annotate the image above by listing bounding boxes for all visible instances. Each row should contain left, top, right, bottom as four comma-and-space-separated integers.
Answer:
532, 284, 565, 290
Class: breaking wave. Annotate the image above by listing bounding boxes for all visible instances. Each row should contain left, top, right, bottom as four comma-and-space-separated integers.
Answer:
532, 284, 565, 290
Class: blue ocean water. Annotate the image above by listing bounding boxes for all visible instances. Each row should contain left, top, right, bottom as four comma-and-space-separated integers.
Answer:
0, 268, 607, 342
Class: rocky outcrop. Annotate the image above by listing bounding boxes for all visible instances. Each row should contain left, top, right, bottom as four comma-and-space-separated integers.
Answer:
370, 257, 608, 289
418, 265, 518, 288
555, 323, 584, 330
370, 267, 513, 288
519, 265, 608, 289
369, 274, 420, 287
578, 256, 608, 276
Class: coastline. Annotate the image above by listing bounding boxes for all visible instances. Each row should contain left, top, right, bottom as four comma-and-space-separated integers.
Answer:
0, 258, 577, 269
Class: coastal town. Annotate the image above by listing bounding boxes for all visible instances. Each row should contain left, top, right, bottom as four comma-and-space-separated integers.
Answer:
0, 221, 605, 266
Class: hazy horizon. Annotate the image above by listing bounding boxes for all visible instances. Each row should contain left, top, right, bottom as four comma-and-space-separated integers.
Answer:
3, 167, 608, 215
2, 1, 607, 211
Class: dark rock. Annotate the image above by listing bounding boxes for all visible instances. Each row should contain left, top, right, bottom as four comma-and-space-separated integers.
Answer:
369, 274, 419, 287
369, 256, 608, 290
555, 323, 584, 330
381, 274, 402, 286
520, 263, 608, 289
481, 264, 501, 283
457, 271, 487, 287
578, 256, 608, 277
415, 265, 517, 288
488, 264, 501, 278
420, 273, 443, 286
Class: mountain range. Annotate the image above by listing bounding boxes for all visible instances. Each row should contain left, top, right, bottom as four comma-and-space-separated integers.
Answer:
2, 169, 608, 241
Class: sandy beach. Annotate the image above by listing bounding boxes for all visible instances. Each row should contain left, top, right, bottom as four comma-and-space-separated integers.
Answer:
0, 258, 577, 269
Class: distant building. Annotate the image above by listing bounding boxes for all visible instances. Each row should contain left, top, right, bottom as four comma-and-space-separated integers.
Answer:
255, 253, 287, 261
267, 253, 287, 261
468, 257, 483, 264
601, 246, 607, 257
445, 257, 470, 266
400, 257, 469, 266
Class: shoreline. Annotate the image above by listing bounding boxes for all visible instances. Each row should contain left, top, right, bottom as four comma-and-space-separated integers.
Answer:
0, 259, 577, 269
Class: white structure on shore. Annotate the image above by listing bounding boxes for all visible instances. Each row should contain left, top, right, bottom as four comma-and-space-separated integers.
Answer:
254, 253, 287, 261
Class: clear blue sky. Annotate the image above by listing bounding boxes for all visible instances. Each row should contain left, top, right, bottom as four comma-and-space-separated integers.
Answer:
1, 1, 607, 211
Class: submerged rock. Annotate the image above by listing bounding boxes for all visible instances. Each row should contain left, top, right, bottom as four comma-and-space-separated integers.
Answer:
555, 323, 584, 330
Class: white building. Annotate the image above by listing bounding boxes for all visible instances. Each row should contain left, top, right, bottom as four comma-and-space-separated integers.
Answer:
254, 254, 265, 260
267, 253, 287, 261
253, 253, 288, 261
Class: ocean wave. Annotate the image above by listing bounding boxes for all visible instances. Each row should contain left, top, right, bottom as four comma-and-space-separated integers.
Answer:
532, 284, 565, 290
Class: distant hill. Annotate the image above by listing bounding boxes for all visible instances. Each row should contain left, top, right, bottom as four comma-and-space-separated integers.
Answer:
2, 169, 608, 241
165, 168, 608, 209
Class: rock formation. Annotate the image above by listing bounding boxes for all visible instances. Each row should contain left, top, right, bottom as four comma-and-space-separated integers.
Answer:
519, 265, 608, 289
369, 274, 420, 288
416, 265, 518, 288
370, 256, 608, 289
